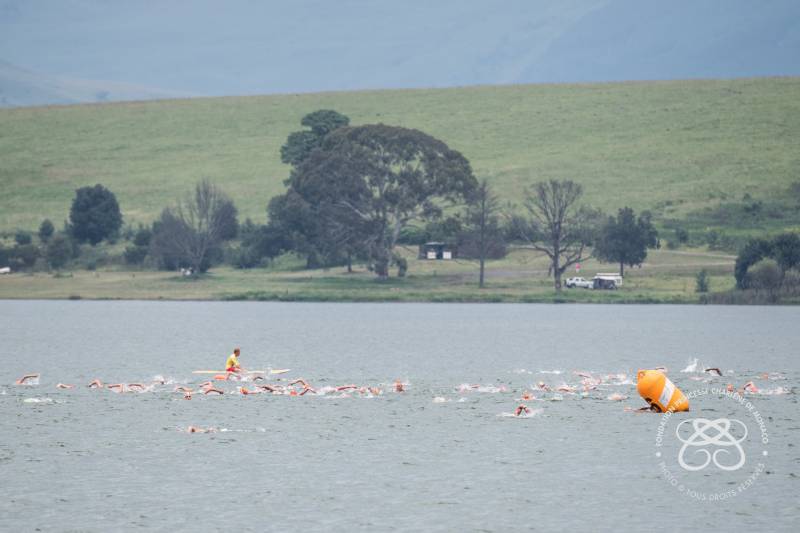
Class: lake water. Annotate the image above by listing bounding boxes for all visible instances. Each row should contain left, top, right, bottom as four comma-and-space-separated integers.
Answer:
1, 301, 798, 531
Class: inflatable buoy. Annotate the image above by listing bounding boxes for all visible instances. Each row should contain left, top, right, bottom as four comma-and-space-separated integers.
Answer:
213, 374, 228, 381
636, 369, 689, 412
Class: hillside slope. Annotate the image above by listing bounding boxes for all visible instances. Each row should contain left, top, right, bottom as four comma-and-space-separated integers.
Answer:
1, 77, 798, 232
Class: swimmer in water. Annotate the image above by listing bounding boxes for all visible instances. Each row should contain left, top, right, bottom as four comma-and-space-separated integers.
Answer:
88, 379, 103, 388
394, 380, 405, 392
107, 383, 125, 392
743, 381, 759, 394
203, 386, 224, 395
705, 367, 722, 376
536, 381, 551, 392
15, 374, 39, 385
55, 383, 74, 389
520, 391, 535, 401
289, 379, 316, 395
515, 404, 531, 416
127, 383, 146, 392
186, 426, 216, 434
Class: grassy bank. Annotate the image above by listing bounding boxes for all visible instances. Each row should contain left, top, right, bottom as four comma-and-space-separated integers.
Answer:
0, 248, 737, 303
1, 77, 799, 234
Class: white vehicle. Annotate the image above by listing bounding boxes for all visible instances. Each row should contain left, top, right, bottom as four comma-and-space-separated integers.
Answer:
565, 276, 592, 289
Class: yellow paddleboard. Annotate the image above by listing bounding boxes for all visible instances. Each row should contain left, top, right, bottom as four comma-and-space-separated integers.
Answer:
192, 369, 291, 375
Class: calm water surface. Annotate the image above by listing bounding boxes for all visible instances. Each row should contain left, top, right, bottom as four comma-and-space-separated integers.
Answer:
1, 301, 798, 531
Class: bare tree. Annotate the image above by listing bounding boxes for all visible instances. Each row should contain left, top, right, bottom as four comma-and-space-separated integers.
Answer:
461, 179, 505, 288
150, 180, 237, 273
515, 179, 598, 291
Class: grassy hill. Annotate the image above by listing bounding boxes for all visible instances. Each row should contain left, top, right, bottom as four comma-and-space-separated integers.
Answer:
1, 77, 799, 234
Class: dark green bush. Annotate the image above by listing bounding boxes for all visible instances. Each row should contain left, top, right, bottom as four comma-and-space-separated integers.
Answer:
123, 245, 149, 265
10, 244, 39, 269
46, 234, 72, 269
133, 227, 152, 247
69, 184, 123, 245
38, 219, 55, 243
14, 231, 32, 245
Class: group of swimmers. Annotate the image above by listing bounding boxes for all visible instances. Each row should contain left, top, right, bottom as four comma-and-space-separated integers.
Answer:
11, 349, 792, 422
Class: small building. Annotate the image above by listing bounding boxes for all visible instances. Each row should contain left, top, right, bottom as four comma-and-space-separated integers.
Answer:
418, 242, 456, 260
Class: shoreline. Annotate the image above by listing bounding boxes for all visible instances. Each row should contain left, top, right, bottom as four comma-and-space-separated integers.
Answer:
2, 248, 790, 304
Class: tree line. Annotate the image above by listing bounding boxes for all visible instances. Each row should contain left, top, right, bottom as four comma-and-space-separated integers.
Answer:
2, 108, 710, 292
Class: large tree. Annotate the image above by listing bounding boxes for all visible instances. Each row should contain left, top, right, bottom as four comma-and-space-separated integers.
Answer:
594, 207, 658, 276
280, 109, 350, 166
69, 184, 123, 245
514, 179, 598, 291
290, 124, 477, 278
149, 180, 238, 273
269, 110, 351, 268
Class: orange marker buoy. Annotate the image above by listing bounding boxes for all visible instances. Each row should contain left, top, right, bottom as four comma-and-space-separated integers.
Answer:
213, 374, 228, 381
636, 369, 689, 412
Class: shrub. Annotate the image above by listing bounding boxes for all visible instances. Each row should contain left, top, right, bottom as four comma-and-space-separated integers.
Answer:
10, 244, 39, 269
133, 227, 152, 247
746, 259, 782, 291
38, 219, 55, 243
695, 269, 709, 293
46, 234, 72, 269
674, 227, 689, 244
123, 245, 149, 265
69, 184, 123, 245
230, 246, 263, 269
15, 231, 32, 245
705, 230, 719, 248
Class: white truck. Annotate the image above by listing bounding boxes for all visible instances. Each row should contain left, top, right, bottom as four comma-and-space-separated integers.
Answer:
565, 276, 592, 289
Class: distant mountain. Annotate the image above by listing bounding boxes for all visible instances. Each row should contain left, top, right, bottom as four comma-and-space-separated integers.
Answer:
518, 0, 800, 83
1, 0, 798, 107
0, 61, 193, 107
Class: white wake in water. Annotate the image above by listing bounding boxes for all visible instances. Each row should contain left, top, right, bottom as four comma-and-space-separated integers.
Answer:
681, 357, 704, 373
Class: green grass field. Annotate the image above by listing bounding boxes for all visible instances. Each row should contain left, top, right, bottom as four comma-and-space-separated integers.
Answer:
0, 247, 738, 303
2, 77, 799, 233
